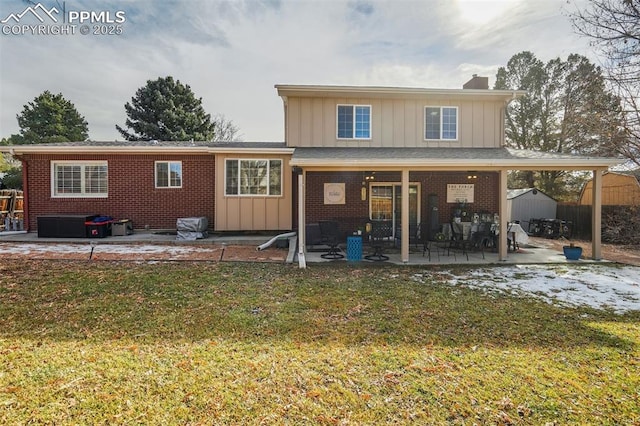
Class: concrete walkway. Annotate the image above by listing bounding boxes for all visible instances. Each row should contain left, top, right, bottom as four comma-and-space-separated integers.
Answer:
0, 230, 608, 266
0, 230, 270, 246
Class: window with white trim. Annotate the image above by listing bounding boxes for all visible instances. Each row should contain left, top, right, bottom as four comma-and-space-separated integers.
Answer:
337, 104, 371, 139
155, 161, 182, 188
225, 159, 282, 196
52, 161, 108, 197
425, 106, 458, 140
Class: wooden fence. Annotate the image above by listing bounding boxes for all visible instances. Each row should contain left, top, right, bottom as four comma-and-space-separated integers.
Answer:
556, 204, 592, 240
556, 204, 640, 243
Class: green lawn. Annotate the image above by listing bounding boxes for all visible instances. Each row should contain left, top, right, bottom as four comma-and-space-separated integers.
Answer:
1, 260, 638, 425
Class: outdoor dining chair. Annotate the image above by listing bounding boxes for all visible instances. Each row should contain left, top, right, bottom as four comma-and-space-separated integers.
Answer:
468, 221, 493, 259
318, 220, 344, 259
448, 221, 470, 260
364, 221, 393, 261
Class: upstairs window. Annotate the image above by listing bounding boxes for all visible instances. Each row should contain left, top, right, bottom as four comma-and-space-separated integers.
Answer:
52, 161, 108, 198
337, 105, 371, 139
155, 161, 182, 188
225, 159, 282, 196
425, 106, 458, 140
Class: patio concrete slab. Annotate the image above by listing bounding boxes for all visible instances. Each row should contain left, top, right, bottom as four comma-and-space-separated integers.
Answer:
302, 244, 609, 266
0, 230, 612, 266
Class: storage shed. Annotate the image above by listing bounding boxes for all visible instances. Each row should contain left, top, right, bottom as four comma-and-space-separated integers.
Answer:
579, 171, 640, 206
507, 188, 557, 227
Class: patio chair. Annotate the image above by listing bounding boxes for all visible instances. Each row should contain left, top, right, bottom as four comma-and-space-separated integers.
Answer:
394, 222, 422, 251
507, 222, 519, 252
468, 221, 492, 259
318, 220, 344, 259
364, 221, 393, 261
448, 221, 469, 261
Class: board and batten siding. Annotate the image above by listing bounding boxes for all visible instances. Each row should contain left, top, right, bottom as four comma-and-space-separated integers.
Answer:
214, 154, 293, 231
285, 96, 504, 148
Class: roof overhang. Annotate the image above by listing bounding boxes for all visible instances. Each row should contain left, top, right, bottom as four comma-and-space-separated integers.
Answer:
276, 84, 526, 102
0, 142, 294, 156
289, 147, 621, 171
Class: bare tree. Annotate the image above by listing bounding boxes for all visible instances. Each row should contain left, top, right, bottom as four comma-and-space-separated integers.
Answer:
212, 114, 242, 142
570, 0, 640, 166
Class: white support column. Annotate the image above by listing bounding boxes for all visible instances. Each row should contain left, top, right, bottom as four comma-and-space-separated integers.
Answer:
297, 171, 306, 268
498, 169, 508, 261
591, 169, 603, 260
401, 168, 410, 263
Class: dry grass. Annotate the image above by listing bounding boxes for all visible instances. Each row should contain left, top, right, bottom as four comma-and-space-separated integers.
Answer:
1, 260, 638, 425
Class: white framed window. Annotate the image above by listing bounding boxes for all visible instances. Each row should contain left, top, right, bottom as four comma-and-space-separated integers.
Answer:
155, 161, 182, 188
337, 104, 371, 139
425, 106, 458, 140
225, 159, 282, 196
51, 161, 108, 198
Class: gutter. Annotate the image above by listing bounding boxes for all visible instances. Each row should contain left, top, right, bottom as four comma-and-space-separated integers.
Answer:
0, 146, 295, 156
289, 158, 621, 169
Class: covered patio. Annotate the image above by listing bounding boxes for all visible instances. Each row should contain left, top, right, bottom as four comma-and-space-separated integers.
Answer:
293, 147, 619, 268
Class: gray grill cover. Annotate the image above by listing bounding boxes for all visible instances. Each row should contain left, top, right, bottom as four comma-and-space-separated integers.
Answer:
176, 217, 208, 241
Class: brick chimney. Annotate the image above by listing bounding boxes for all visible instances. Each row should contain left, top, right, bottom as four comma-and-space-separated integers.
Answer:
463, 74, 489, 90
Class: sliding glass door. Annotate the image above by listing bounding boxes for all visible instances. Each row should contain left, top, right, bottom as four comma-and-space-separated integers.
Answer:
370, 183, 420, 238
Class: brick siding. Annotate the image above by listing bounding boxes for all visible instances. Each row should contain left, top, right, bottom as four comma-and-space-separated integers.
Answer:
22, 154, 215, 231
305, 171, 499, 233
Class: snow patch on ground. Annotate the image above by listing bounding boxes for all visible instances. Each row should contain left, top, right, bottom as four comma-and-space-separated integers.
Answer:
3, 243, 639, 313
0, 243, 217, 256
422, 264, 640, 314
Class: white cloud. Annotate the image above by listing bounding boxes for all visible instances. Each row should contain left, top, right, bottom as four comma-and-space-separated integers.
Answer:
0, 0, 594, 142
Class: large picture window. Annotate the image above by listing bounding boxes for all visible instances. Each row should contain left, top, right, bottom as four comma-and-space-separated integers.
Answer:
52, 161, 108, 197
155, 161, 182, 188
425, 106, 458, 140
225, 159, 282, 196
337, 105, 371, 139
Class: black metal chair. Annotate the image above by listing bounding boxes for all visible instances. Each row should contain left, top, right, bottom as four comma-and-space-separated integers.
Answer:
468, 222, 493, 259
364, 221, 393, 261
318, 220, 344, 259
395, 222, 422, 251
448, 221, 470, 260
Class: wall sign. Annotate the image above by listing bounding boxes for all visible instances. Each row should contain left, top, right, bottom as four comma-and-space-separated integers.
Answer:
324, 183, 345, 205
447, 184, 474, 203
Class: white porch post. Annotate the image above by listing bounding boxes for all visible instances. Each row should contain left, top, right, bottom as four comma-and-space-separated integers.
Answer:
591, 169, 603, 260
498, 169, 508, 261
297, 170, 307, 268
401, 168, 410, 263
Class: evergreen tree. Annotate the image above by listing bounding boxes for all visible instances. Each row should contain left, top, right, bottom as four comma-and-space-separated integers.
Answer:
116, 76, 217, 141
14, 91, 89, 144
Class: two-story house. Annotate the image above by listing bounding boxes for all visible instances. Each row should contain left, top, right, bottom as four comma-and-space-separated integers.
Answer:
1, 76, 618, 266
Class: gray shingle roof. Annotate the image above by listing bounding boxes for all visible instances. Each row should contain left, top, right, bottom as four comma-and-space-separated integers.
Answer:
291, 147, 617, 164
19, 140, 288, 149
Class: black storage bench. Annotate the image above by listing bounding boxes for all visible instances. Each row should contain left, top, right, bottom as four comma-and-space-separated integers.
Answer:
37, 215, 98, 238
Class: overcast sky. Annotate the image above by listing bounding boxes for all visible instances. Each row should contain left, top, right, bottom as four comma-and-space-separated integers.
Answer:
0, 0, 593, 142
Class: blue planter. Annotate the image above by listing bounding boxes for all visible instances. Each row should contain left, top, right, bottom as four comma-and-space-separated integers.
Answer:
563, 246, 582, 260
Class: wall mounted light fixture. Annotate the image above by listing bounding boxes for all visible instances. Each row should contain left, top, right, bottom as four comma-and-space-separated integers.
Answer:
361, 172, 376, 200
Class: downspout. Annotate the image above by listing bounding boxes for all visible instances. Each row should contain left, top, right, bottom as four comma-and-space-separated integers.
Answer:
297, 170, 306, 268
